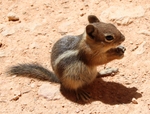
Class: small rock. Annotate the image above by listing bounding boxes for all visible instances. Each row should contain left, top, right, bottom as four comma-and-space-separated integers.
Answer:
10, 95, 20, 101
14, 91, 21, 96
38, 83, 60, 100
148, 104, 150, 110
115, 105, 119, 108
0, 43, 2, 47
131, 45, 138, 52
129, 41, 133, 44
0, 51, 6, 57
99, 67, 119, 76
58, 20, 74, 35
30, 83, 35, 88
10, 91, 22, 101
132, 98, 138, 104
29, 43, 39, 49
138, 30, 150, 36
101, 5, 145, 25
7, 12, 19, 21
125, 82, 131, 85
1, 28, 15, 36
134, 41, 146, 55
0, 24, 5, 32
80, 12, 86, 17
75, 108, 81, 113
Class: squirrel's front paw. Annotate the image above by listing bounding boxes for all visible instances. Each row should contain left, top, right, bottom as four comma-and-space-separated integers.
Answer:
107, 46, 126, 59
115, 46, 126, 56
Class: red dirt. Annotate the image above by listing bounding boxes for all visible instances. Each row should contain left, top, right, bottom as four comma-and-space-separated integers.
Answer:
0, 0, 150, 114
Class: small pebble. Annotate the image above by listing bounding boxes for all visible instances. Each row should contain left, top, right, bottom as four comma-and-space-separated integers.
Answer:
148, 104, 150, 110
80, 12, 85, 17
10, 95, 20, 101
30, 83, 35, 88
99, 67, 119, 76
0, 43, 2, 47
132, 98, 138, 104
7, 12, 19, 21
38, 83, 60, 100
138, 30, 150, 36
10, 91, 21, 101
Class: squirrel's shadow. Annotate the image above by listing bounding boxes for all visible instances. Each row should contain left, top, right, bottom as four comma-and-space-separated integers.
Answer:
60, 77, 142, 105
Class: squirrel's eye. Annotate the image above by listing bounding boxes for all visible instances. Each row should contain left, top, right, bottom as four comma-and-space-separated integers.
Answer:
105, 35, 114, 42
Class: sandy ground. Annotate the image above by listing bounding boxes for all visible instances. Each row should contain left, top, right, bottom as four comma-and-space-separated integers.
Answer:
0, 0, 150, 114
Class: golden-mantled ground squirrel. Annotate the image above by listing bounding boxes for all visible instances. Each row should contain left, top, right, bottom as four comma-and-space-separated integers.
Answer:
7, 15, 126, 102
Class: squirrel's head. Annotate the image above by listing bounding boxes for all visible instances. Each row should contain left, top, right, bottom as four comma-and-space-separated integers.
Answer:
85, 15, 125, 52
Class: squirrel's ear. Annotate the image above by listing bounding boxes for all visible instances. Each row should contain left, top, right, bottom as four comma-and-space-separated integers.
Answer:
88, 15, 100, 23
86, 24, 98, 39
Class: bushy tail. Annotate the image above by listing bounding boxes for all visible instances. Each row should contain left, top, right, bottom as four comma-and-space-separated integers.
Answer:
6, 63, 60, 83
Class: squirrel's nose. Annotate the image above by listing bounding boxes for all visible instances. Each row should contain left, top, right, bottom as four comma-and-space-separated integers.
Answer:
121, 34, 125, 41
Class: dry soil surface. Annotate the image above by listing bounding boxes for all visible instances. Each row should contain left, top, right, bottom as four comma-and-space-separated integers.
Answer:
0, 0, 150, 114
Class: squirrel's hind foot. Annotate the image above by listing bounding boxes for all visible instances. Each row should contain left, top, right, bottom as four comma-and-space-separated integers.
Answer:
75, 89, 91, 103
